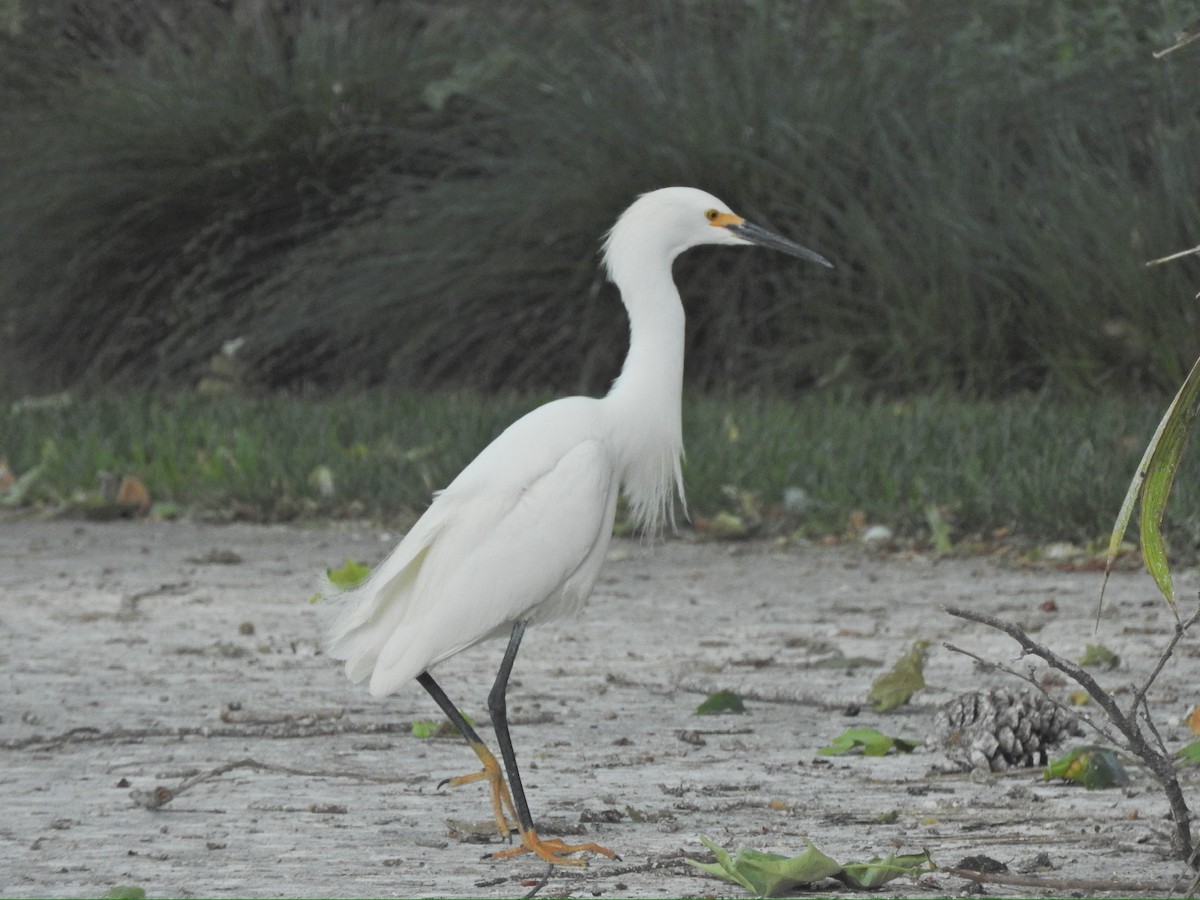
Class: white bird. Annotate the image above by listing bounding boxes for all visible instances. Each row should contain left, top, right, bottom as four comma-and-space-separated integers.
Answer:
324, 186, 831, 865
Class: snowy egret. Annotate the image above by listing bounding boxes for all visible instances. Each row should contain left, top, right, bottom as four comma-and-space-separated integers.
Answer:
324, 186, 831, 865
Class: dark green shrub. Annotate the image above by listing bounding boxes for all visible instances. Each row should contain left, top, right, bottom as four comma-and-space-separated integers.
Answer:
2, 0, 1198, 396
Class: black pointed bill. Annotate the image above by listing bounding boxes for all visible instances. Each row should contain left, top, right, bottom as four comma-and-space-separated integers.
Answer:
726, 221, 833, 268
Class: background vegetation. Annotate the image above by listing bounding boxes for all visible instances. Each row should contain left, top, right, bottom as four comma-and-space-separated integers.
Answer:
5, 391, 1194, 549
2, 0, 1199, 397
3, 0, 1200, 544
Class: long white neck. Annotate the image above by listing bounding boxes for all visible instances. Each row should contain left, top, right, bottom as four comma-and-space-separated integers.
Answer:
603, 247, 687, 534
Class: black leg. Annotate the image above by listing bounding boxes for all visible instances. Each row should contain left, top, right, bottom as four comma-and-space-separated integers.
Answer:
489, 620, 535, 833
419, 622, 616, 865
417, 668, 518, 837
417, 670, 489, 757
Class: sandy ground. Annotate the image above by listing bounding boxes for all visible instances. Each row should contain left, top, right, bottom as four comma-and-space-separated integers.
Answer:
3, 519, 1200, 898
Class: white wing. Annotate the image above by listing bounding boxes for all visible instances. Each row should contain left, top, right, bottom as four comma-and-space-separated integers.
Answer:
323, 398, 619, 697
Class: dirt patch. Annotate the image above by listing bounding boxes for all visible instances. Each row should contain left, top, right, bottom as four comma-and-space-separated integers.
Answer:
2, 520, 1198, 897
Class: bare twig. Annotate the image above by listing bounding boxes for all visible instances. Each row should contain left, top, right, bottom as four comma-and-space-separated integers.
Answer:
1146, 244, 1200, 266
521, 866, 552, 899
2, 717, 411, 752
1184, 845, 1200, 898
130, 756, 410, 810
944, 866, 1179, 894
1153, 19, 1200, 59
1128, 607, 1200, 720
538, 851, 696, 886
944, 605, 1195, 864
179, 756, 400, 794
1140, 697, 1172, 760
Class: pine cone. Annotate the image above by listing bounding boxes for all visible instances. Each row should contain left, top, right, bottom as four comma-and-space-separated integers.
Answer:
930, 688, 1082, 772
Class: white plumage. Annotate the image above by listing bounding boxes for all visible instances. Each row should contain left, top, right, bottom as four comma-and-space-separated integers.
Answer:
326, 398, 621, 695
321, 186, 830, 865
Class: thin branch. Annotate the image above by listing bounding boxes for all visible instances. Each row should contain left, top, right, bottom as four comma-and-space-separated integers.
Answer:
521, 866, 552, 899
944, 866, 1179, 894
182, 756, 402, 792
944, 604, 1194, 864
1184, 845, 1200, 898
947, 606, 1144, 746
1128, 606, 1200, 721
941, 641, 1120, 747
130, 756, 409, 810
542, 851, 696, 884
1146, 244, 1200, 266
3, 717, 411, 752
1140, 696, 1171, 760
1153, 20, 1200, 59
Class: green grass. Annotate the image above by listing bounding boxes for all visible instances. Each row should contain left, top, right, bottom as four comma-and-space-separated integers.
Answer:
2, 390, 1193, 549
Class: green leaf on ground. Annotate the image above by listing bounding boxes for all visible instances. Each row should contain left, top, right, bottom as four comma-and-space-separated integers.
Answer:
327, 558, 371, 590
868, 640, 929, 711
838, 850, 933, 889
1177, 741, 1200, 764
818, 727, 919, 757
686, 836, 841, 896
695, 690, 746, 715
1078, 643, 1120, 670
1104, 354, 1200, 611
686, 837, 931, 897
411, 720, 441, 738
412, 711, 473, 738
1044, 745, 1130, 789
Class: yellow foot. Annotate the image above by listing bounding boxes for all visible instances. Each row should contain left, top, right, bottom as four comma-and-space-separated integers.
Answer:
492, 829, 619, 867
438, 741, 519, 838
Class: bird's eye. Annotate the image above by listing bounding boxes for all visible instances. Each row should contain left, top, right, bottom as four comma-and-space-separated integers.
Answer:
705, 209, 719, 222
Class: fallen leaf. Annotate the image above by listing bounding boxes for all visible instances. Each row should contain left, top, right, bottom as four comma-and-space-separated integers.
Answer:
687, 837, 931, 897
1175, 741, 1200, 764
686, 836, 841, 897
326, 559, 371, 590
1044, 745, 1130, 789
695, 690, 746, 715
115, 475, 151, 514
818, 727, 919, 757
838, 850, 932, 889
1078, 644, 1120, 670
412, 710, 473, 739
868, 640, 929, 711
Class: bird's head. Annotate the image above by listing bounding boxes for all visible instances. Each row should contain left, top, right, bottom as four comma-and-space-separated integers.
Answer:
603, 186, 832, 282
